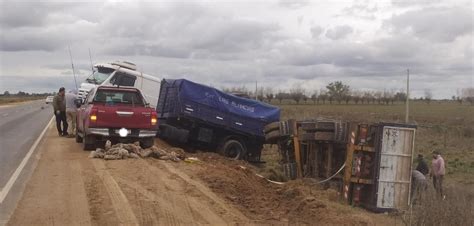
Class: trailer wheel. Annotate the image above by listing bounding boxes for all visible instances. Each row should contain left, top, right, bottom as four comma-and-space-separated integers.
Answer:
219, 139, 247, 160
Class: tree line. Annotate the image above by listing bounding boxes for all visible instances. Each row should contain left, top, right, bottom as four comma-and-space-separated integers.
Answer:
223, 81, 474, 105
1, 91, 55, 97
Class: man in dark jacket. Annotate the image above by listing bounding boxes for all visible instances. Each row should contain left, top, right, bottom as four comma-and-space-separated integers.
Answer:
52, 87, 68, 136
416, 154, 429, 176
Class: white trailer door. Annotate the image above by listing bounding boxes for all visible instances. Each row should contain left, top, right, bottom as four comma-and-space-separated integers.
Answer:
376, 126, 415, 209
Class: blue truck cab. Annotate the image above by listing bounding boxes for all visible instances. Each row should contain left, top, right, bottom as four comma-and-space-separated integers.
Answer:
156, 79, 280, 161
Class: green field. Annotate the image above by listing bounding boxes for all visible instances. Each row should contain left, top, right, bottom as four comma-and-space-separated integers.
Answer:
264, 101, 474, 185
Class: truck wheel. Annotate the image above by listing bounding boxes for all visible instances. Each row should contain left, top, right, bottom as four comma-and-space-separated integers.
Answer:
219, 139, 247, 160
76, 132, 83, 143
265, 130, 281, 143
140, 137, 155, 149
83, 134, 96, 151
264, 121, 280, 133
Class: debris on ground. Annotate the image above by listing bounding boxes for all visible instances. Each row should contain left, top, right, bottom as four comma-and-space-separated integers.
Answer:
184, 157, 201, 163
88, 140, 186, 161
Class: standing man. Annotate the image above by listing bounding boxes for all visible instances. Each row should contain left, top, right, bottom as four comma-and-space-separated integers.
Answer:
431, 151, 446, 198
53, 87, 68, 136
65, 89, 78, 138
416, 154, 430, 176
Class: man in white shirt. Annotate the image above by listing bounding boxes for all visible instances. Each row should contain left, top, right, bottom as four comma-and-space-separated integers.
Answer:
65, 90, 78, 138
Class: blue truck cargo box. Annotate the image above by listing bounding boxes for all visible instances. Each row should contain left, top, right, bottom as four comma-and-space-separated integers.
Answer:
156, 79, 280, 137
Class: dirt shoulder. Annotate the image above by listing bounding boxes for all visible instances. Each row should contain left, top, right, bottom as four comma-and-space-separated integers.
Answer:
7, 127, 248, 225
8, 126, 396, 225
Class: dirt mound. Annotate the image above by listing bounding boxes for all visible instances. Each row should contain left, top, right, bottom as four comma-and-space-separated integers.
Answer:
178, 152, 375, 225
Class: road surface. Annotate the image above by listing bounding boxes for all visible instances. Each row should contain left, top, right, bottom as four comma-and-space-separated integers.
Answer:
0, 100, 53, 225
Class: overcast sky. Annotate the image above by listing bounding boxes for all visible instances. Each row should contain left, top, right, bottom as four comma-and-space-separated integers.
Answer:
0, 0, 472, 99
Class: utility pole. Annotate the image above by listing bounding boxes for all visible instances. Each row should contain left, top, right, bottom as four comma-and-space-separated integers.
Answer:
405, 69, 410, 123
255, 81, 258, 100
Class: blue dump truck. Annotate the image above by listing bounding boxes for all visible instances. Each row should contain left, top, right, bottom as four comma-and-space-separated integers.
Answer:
156, 79, 280, 161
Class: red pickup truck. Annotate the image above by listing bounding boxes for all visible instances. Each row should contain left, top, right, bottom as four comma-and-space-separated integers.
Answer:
76, 86, 158, 150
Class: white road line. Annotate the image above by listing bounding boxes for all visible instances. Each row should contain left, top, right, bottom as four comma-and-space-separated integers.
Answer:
0, 116, 54, 203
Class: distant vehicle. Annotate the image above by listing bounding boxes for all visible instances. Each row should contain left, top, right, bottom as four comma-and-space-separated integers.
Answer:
45, 96, 54, 104
77, 61, 161, 108
156, 79, 280, 161
76, 86, 158, 150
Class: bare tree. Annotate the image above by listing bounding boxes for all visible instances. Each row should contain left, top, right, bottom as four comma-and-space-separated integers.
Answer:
290, 84, 305, 104
275, 91, 288, 104
424, 89, 433, 104
264, 87, 274, 103
362, 91, 373, 104
394, 91, 407, 103
462, 87, 474, 105
373, 91, 383, 104
383, 90, 394, 105
311, 90, 319, 104
352, 90, 362, 104
319, 89, 328, 104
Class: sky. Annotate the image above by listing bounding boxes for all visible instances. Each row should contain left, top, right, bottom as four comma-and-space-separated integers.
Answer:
0, 0, 472, 99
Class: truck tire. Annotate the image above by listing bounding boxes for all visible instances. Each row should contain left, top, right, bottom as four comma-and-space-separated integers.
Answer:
219, 139, 247, 160
75, 132, 83, 143
264, 121, 280, 133
140, 137, 155, 149
265, 130, 282, 143
83, 134, 96, 151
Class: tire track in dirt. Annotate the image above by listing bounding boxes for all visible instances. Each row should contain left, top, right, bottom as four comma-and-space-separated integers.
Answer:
91, 160, 139, 225
105, 160, 200, 225
144, 160, 249, 223
104, 158, 249, 225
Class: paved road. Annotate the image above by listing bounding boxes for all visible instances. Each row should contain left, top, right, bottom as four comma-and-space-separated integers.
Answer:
0, 100, 52, 186
0, 100, 53, 224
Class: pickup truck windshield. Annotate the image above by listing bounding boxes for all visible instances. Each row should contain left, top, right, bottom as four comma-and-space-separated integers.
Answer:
85, 67, 115, 84
93, 90, 145, 106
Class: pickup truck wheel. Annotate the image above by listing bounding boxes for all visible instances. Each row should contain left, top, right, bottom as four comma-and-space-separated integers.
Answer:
83, 134, 96, 151
219, 139, 247, 160
75, 132, 83, 143
140, 137, 155, 149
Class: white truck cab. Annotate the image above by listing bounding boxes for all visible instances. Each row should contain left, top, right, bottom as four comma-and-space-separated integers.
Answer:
78, 61, 161, 108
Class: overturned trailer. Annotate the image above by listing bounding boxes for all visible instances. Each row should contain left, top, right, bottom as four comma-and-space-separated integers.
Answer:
265, 119, 416, 212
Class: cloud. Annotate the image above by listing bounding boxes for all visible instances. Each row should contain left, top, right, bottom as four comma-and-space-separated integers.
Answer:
0, 1, 472, 99
340, 2, 378, 20
278, 0, 309, 9
391, 0, 442, 8
310, 26, 324, 38
325, 25, 354, 40
386, 7, 473, 42
97, 2, 280, 60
